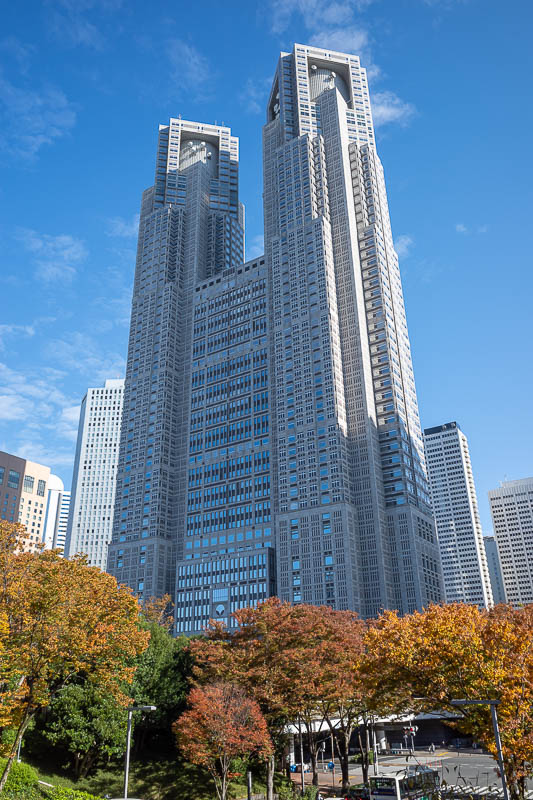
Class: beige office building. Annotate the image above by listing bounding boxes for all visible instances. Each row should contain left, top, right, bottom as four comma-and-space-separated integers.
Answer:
0, 451, 51, 552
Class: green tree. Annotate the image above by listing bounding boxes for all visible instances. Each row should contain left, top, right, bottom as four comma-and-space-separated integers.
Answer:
130, 619, 194, 750
42, 683, 128, 778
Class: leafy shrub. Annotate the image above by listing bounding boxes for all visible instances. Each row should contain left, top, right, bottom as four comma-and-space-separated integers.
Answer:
0, 759, 39, 794
45, 790, 103, 800
303, 787, 319, 800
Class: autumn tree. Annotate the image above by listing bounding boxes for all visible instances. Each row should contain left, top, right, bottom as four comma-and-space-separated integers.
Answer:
365, 603, 533, 800
0, 520, 149, 792
191, 599, 298, 800
174, 682, 272, 800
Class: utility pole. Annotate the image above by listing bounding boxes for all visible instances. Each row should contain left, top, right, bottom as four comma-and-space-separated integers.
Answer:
451, 699, 509, 800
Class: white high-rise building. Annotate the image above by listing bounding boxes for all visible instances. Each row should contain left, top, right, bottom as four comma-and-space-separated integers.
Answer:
424, 422, 492, 608
484, 535, 506, 605
65, 379, 124, 570
488, 478, 533, 607
43, 475, 71, 552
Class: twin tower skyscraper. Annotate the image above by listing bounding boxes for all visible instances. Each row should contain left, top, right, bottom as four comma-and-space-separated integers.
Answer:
107, 43, 444, 632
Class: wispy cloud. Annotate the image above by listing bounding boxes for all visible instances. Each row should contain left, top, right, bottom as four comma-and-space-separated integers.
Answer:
239, 78, 272, 115
455, 222, 488, 235
0, 324, 36, 352
0, 362, 80, 471
106, 213, 139, 238
0, 76, 77, 159
0, 37, 34, 73
45, 331, 125, 382
17, 228, 88, 282
247, 234, 265, 261
46, 0, 123, 49
266, 0, 414, 127
166, 39, 210, 94
371, 91, 416, 128
394, 234, 414, 259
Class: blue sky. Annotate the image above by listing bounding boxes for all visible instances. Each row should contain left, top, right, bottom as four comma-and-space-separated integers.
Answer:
0, 0, 531, 535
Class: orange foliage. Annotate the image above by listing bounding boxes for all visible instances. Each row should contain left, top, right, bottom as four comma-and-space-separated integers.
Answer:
0, 520, 149, 791
364, 603, 533, 800
175, 682, 271, 800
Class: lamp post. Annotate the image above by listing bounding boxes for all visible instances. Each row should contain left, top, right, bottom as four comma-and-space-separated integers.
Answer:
123, 705, 156, 800
450, 699, 509, 800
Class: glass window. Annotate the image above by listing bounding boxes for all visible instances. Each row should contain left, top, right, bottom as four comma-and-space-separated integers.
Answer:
37, 480, 46, 497
7, 470, 20, 489
23, 475, 34, 493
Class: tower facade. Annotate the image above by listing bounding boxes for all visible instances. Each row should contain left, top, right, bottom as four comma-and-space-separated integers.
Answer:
484, 536, 506, 605
65, 379, 124, 569
43, 475, 71, 552
263, 44, 443, 616
424, 422, 492, 608
488, 478, 533, 607
107, 120, 245, 604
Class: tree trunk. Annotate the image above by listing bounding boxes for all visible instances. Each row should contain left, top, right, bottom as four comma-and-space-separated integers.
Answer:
358, 730, 369, 786
266, 753, 275, 800
338, 731, 351, 794
0, 707, 33, 794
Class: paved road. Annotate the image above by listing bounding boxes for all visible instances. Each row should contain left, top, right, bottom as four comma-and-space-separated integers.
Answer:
313, 750, 520, 792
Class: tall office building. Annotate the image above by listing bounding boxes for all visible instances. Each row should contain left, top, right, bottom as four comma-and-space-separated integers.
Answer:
263, 44, 442, 617
107, 119, 247, 610
108, 44, 444, 625
0, 450, 51, 552
483, 536, 506, 605
65, 379, 124, 569
424, 422, 492, 608
488, 478, 533, 606
43, 475, 71, 552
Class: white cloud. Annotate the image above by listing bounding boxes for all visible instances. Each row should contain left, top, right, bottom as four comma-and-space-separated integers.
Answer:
371, 91, 416, 128
46, 0, 124, 49
0, 362, 80, 472
455, 223, 468, 234
17, 228, 87, 282
394, 235, 413, 259
106, 213, 140, 238
477, 224, 489, 234
246, 234, 264, 261
240, 78, 272, 115
267, 0, 414, 126
0, 324, 35, 352
45, 331, 125, 382
166, 39, 210, 93
0, 76, 77, 159
0, 37, 34, 73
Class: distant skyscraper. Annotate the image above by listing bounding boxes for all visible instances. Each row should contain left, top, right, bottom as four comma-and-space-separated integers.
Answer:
483, 536, 506, 605
43, 474, 71, 552
488, 478, 533, 606
108, 44, 444, 626
263, 44, 443, 616
0, 450, 51, 552
65, 379, 124, 569
424, 422, 492, 608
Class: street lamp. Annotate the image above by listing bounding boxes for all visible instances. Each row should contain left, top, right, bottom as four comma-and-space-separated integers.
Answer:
123, 705, 156, 800
450, 699, 509, 800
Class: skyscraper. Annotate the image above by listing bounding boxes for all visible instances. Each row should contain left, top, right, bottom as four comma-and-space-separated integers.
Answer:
488, 478, 533, 606
263, 44, 442, 617
65, 379, 124, 569
107, 45, 444, 624
424, 422, 492, 608
107, 120, 246, 605
43, 474, 71, 552
483, 535, 506, 605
